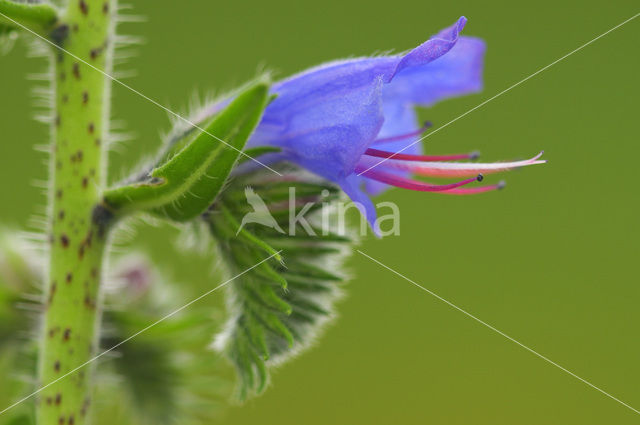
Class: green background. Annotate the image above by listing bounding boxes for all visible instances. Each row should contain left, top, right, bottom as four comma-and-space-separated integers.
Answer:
1, 0, 639, 424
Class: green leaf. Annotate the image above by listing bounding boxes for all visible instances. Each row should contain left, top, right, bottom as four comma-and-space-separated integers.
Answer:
220, 205, 282, 261
237, 146, 281, 164
225, 181, 339, 204
102, 81, 270, 222
97, 258, 229, 425
0, 231, 40, 422
205, 174, 353, 400
0, 0, 58, 36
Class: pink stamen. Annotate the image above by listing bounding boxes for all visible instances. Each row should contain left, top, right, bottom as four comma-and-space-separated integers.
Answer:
357, 166, 483, 192
364, 148, 480, 162
438, 181, 507, 195
381, 151, 546, 178
373, 121, 432, 144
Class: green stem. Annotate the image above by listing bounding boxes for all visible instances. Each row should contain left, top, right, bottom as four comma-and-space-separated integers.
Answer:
38, 1, 115, 424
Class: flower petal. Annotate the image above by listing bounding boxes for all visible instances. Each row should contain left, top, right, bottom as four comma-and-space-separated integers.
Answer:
224, 16, 487, 233
340, 174, 381, 237
251, 77, 385, 182
384, 35, 486, 107
388, 16, 469, 82
364, 103, 421, 195
238, 17, 474, 185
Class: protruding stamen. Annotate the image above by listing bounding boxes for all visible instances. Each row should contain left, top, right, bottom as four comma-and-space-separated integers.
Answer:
356, 167, 480, 192
364, 148, 480, 162
381, 151, 546, 178
438, 180, 507, 195
372, 121, 432, 144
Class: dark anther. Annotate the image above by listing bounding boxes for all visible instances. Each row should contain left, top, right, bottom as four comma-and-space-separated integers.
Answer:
476, 174, 484, 182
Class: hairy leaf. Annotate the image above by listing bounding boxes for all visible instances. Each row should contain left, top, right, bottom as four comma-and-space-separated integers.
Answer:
205, 168, 353, 399
101, 310, 226, 425
0, 231, 41, 424
96, 257, 228, 425
102, 81, 270, 222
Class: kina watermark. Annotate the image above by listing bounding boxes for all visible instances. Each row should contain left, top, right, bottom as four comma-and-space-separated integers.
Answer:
237, 186, 400, 237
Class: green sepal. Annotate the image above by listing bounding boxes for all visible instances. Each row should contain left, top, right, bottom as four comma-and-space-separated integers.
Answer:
284, 263, 343, 281
263, 228, 351, 243
280, 277, 332, 293
226, 181, 340, 205
241, 315, 269, 359
220, 205, 282, 261
0, 0, 58, 36
102, 82, 270, 222
236, 146, 281, 164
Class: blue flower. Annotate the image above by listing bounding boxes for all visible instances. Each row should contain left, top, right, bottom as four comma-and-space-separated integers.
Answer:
223, 17, 544, 232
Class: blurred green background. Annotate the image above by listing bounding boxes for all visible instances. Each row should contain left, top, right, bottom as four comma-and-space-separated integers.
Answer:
1, 0, 639, 424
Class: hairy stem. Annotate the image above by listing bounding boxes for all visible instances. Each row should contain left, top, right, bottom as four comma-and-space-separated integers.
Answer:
38, 1, 115, 424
